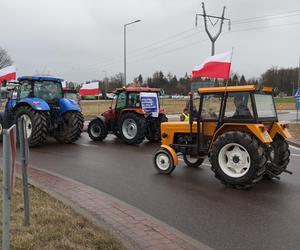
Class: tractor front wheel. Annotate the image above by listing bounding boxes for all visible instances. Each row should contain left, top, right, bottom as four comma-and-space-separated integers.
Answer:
153, 148, 175, 174
87, 118, 107, 141
210, 131, 266, 189
14, 106, 48, 147
264, 135, 290, 179
55, 111, 84, 144
183, 154, 204, 168
119, 113, 146, 144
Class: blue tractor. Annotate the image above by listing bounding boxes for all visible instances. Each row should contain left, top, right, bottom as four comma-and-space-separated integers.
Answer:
0, 76, 84, 147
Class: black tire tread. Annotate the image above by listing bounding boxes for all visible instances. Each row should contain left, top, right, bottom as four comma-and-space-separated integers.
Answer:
55, 111, 84, 144
119, 112, 146, 144
14, 106, 48, 147
87, 118, 108, 141
209, 131, 266, 189
265, 135, 290, 178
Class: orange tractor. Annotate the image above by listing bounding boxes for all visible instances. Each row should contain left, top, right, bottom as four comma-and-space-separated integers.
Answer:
153, 85, 292, 189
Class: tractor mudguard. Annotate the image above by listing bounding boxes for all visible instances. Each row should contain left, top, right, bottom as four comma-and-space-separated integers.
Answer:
59, 98, 80, 114
14, 98, 50, 111
269, 122, 291, 139
160, 145, 179, 166
95, 115, 106, 124
211, 123, 273, 147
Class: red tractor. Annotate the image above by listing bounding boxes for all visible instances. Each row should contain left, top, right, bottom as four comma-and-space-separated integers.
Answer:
87, 87, 168, 144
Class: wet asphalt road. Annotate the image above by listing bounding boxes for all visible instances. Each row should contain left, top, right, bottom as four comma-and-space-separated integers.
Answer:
2, 134, 300, 250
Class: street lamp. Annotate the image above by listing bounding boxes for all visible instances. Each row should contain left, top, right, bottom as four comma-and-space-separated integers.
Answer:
124, 19, 141, 86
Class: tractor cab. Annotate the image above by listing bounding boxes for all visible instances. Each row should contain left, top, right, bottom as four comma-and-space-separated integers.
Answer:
154, 85, 291, 189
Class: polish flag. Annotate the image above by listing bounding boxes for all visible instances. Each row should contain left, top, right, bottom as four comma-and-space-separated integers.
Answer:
192, 51, 232, 80
79, 81, 100, 96
0, 65, 17, 83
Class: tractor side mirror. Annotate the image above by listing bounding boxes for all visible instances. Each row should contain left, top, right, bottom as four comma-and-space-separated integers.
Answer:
0, 87, 10, 99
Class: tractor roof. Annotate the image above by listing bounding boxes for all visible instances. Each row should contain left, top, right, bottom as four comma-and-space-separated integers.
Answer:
115, 86, 161, 93
198, 85, 272, 94
18, 76, 64, 83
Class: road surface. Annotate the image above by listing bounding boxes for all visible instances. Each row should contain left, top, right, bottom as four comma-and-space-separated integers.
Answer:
1, 133, 300, 250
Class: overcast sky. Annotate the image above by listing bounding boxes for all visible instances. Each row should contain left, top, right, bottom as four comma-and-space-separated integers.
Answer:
1, 0, 300, 83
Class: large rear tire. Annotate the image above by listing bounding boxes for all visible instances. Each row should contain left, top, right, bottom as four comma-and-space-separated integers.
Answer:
14, 106, 48, 147
264, 135, 290, 179
119, 112, 146, 144
87, 118, 107, 141
210, 131, 266, 189
146, 114, 168, 142
55, 111, 84, 144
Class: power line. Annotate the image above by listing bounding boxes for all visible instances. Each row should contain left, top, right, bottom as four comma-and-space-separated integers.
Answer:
70, 9, 300, 75
74, 11, 300, 77
233, 9, 300, 23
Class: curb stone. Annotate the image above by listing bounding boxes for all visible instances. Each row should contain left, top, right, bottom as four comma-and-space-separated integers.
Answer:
19, 164, 211, 250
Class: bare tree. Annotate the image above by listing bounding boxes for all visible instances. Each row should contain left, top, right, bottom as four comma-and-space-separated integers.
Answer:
0, 47, 13, 69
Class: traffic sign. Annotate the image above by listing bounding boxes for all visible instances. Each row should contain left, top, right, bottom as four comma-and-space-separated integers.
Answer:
294, 88, 300, 98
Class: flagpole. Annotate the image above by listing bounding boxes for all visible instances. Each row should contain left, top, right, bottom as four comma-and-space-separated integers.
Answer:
225, 48, 233, 89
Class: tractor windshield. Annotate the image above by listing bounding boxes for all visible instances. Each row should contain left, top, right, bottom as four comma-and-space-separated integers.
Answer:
254, 93, 277, 118
34, 81, 63, 101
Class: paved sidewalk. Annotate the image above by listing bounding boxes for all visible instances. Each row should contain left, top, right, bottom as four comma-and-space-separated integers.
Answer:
22, 165, 210, 250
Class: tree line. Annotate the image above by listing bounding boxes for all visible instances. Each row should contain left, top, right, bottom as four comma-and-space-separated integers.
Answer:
1, 46, 299, 96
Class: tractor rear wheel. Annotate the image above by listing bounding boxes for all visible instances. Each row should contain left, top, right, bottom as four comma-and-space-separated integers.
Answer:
119, 112, 146, 144
55, 111, 84, 144
264, 135, 290, 179
153, 148, 175, 174
87, 118, 107, 141
183, 154, 204, 168
146, 114, 168, 142
210, 131, 266, 189
14, 106, 47, 147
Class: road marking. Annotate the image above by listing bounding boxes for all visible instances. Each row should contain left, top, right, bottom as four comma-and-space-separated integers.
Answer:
76, 143, 98, 148
289, 145, 300, 151
291, 153, 300, 157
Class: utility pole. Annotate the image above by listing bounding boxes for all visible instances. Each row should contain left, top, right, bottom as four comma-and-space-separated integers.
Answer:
195, 2, 230, 56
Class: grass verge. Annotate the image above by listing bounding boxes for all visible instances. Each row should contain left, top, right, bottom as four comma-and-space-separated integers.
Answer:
288, 123, 300, 143
0, 173, 125, 250
80, 98, 297, 119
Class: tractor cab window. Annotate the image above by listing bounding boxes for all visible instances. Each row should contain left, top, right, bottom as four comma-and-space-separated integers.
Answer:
34, 81, 63, 101
224, 92, 253, 120
19, 82, 32, 99
127, 93, 140, 108
201, 94, 222, 120
254, 94, 276, 118
116, 92, 126, 109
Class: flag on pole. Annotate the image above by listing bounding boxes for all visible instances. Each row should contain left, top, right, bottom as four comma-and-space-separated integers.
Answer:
192, 51, 232, 80
79, 81, 100, 96
0, 65, 17, 83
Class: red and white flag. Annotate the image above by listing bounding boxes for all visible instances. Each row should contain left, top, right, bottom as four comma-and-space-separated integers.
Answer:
192, 51, 232, 80
79, 81, 100, 96
0, 65, 17, 83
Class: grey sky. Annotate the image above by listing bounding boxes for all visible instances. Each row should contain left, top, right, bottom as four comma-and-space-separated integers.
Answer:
1, 0, 300, 83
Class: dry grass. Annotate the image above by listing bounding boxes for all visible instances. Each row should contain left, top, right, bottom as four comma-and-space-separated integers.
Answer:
288, 123, 300, 142
80, 99, 297, 119
0, 174, 125, 250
